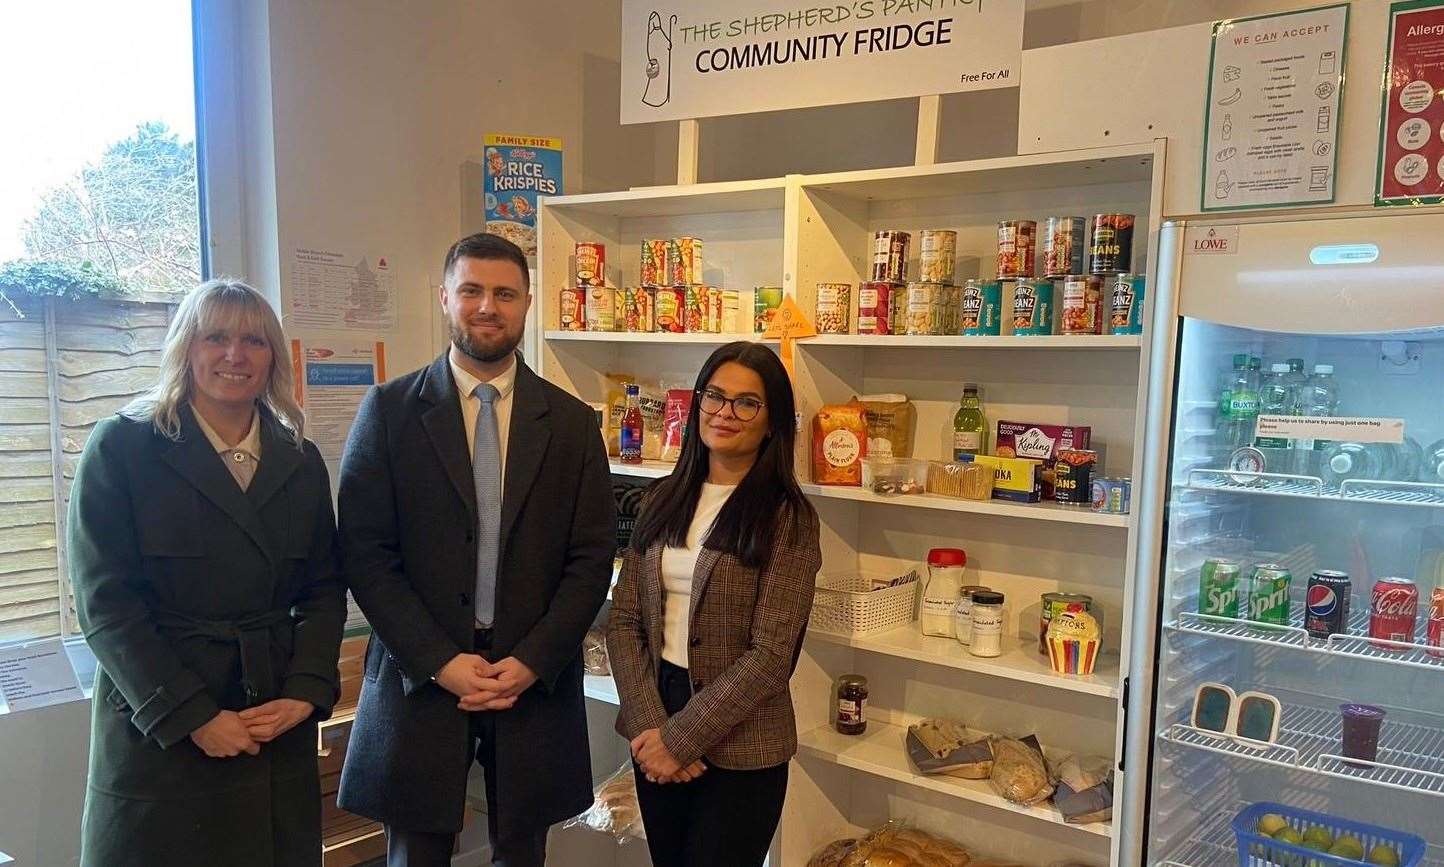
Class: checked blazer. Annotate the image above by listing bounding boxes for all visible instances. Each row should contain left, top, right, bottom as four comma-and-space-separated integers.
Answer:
607, 505, 821, 770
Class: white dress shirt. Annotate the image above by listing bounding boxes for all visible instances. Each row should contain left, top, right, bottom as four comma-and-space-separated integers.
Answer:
191, 404, 262, 492
449, 351, 517, 493
660, 482, 736, 668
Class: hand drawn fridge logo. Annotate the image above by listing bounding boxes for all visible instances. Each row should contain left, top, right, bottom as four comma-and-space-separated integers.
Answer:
642, 11, 678, 108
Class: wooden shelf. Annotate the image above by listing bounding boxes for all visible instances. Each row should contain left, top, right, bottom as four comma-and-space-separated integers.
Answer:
796, 720, 1111, 839
801, 483, 1131, 528
800, 334, 1143, 350
807, 626, 1120, 699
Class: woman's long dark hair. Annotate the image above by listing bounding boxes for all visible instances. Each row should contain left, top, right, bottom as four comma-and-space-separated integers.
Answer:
630, 342, 815, 569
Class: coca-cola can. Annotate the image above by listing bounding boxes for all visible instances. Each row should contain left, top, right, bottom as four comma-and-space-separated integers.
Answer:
1369, 576, 1419, 651
1428, 587, 1444, 659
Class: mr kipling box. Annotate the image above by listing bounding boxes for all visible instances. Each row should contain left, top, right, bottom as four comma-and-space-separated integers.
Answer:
994, 421, 1093, 499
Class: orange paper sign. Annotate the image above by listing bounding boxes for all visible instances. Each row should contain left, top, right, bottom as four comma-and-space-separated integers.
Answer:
762, 295, 816, 376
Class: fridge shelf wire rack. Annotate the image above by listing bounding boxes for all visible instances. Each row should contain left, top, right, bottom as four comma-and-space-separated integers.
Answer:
1161, 703, 1444, 798
1159, 802, 1444, 867
1184, 469, 1444, 510
1167, 608, 1444, 673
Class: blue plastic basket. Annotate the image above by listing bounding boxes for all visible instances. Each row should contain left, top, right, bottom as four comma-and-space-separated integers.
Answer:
1232, 802, 1426, 867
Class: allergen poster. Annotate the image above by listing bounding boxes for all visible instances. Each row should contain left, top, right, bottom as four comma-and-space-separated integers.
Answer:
483, 134, 562, 257
290, 338, 386, 462
1201, 4, 1348, 211
1375, 0, 1444, 206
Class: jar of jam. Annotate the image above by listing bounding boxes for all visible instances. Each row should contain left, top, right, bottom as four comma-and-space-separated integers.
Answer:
835, 674, 868, 735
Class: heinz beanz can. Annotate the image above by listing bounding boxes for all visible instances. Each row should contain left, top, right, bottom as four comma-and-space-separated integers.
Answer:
1110, 274, 1146, 335
1011, 279, 1053, 335
960, 279, 1001, 335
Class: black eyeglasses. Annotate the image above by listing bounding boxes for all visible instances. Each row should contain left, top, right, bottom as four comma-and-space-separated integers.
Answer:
698, 388, 765, 421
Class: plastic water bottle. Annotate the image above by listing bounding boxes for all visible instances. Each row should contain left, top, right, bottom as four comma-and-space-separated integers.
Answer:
1254, 363, 1296, 472
1423, 438, 1444, 484
1321, 442, 1397, 488
1218, 354, 1259, 460
1284, 358, 1309, 413
1394, 436, 1424, 483
1295, 363, 1339, 476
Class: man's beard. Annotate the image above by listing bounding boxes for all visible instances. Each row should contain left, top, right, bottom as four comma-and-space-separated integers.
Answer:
449, 318, 520, 364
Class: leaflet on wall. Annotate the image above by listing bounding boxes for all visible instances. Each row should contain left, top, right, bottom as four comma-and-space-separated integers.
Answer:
1201, 4, 1348, 212
0, 638, 83, 713
483, 134, 562, 257
291, 338, 386, 462
289, 247, 397, 331
1375, 0, 1444, 206
619, 0, 1024, 124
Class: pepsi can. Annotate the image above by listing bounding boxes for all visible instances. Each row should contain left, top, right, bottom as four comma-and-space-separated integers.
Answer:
1306, 570, 1352, 640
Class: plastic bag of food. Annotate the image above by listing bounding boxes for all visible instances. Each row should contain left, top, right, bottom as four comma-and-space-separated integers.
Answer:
660, 388, 693, 462
906, 718, 994, 779
583, 627, 610, 675
1053, 754, 1113, 824
814, 822, 970, 867
812, 400, 868, 486
989, 735, 1054, 805
562, 762, 645, 843
806, 838, 859, 867
858, 393, 916, 460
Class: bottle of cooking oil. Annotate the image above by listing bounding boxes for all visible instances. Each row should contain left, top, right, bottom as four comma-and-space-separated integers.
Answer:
952, 383, 986, 460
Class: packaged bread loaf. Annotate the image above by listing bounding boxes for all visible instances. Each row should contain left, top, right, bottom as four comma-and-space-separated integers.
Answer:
906, 718, 994, 779
812, 400, 868, 486
563, 762, 645, 842
989, 735, 1054, 805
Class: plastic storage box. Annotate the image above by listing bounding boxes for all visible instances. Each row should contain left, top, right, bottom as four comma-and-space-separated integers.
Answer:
808, 569, 921, 636
1231, 801, 1425, 867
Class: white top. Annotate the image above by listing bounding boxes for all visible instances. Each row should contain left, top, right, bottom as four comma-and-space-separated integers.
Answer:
449, 351, 517, 492
660, 482, 736, 668
191, 404, 261, 492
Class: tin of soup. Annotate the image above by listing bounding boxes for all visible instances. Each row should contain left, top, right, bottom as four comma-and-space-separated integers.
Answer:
575, 242, 605, 286
654, 287, 685, 333
585, 287, 616, 332
559, 287, 586, 331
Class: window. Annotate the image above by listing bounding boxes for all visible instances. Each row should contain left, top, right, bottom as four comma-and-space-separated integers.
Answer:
0, 1, 203, 643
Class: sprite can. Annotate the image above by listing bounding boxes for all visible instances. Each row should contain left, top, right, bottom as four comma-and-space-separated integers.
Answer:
1248, 564, 1293, 627
1199, 558, 1241, 618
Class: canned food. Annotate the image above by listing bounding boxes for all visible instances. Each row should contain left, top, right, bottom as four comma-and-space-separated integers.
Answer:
1040, 592, 1094, 654
858, 281, 899, 335
1053, 448, 1097, 505
960, 280, 1002, 335
1370, 576, 1419, 650
709, 287, 724, 334
905, 281, 947, 335
1088, 214, 1135, 275
654, 287, 685, 333
1199, 558, 1242, 618
1042, 217, 1085, 278
918, 230, 957, 284
1248, 564, 1293, 628
871, 230, 910, 283
721, 289, 741, 333
1305, 570, 1352, 640
1109, 274, 1146, 335
1060, 275, 1104, 335
668, 237, 703, 286
1090, 476, 1130, 513
624, 287, 655, 333
559, 287, 586, 331
754, 287, 783, 333
997, 220, 1037, 279
815, 283, 852, 334
575, 242, 605, 286
1428, 587, 1444, 659
685, 286, 707, 333
640, 239, 668, 288
584, 287, 616, 332
1011, 279, 1054, 335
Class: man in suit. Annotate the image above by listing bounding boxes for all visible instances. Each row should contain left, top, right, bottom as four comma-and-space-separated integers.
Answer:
337, 232, 616, 867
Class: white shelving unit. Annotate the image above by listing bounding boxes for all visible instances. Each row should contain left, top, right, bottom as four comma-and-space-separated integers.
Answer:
539, 141, 1165, 867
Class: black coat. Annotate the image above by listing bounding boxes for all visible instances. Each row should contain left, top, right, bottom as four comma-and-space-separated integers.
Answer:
69, 406, 346, 867
336, 353, 615, 836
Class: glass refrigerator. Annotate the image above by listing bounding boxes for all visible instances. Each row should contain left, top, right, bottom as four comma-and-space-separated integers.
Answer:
1122, 211, 1444, 867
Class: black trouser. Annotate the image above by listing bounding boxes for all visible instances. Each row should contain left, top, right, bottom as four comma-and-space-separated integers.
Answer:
385, 629, 549, 867
632, 660, 789, 867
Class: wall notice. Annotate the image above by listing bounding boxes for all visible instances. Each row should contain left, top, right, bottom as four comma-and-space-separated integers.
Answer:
289, 247, 396, 331
291, 339, 386, 462
1201, 4, 1348, 212
0, 638, 83, 713
483, 134, 562, 257
1376, 0, 1444, 206
619, 0, 1024, 124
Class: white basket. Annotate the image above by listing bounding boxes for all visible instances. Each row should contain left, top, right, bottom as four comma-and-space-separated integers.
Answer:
809, 568, 921, 636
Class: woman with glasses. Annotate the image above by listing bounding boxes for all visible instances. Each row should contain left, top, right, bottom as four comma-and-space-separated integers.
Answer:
607, 341, 821, 867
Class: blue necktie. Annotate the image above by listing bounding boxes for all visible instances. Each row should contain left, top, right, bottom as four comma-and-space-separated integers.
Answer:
472, 383, 501, 626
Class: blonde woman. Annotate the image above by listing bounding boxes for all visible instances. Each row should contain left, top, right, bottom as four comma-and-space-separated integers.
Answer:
69, 279, 346, 867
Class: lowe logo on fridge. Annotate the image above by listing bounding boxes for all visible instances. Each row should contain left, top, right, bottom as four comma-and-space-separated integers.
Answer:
1186, 225, 1240, 255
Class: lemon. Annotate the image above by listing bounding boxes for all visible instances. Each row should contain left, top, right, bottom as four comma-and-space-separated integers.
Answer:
1329, 836, 1365, 861
1368, 843, 1401, 866
1274, 827, 1305, 846
1302, 826, 1334, 849
1256, 813, 1290, 836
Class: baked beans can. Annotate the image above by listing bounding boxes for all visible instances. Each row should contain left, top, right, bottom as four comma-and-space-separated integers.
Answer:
1060, 274, 1105, 335
721, 289, 741, 333
1042, 217, 1086, 277
1011, 278, 1054, 335
1088, 214, 1135, 275
1428, 587, 1444, 658
1109, 274, 1146, 335
815, 283, 852, 334
1370, 576, 1419, 650
1305, 570, 1352, 640
708, 287, 724, 334
918, 230, 957, 284
1053, 448, 1097, 505
960, 279, 1002, 335
871, 230, 910, 283
559, 287, 586, 331
1040, 592, 1094, 654
1090, 477, 1130, 513
584, 287, 616, 332
858, 281, 898, 335
754, 287, 783, 333
575, 242, 605, 286
668, 237, 703, 286
640, 239, 668, 287
997, 220, 1036, 279
654, 286, 685, 333
685, 286, 707, 332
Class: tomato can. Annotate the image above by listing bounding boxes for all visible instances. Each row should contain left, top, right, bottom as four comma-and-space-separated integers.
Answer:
1042, 217, 1085, 278
871, 230, 910, 283
640, 239, 668, 288
584, 287, 616, 332
559, 287, 586, 331
654, 287, 685, 333
918, 230, 957, 284
1370, 576, 1419, 651
575, 242, 605, 286
1011, 278, 1054, 335
997, 220, 1036, 279
1087, 214, 1135, 275
858, 281, 899, 335
1109, 274, 1146, 335
1060, 275, 1104, 335
815, 283, 852, 334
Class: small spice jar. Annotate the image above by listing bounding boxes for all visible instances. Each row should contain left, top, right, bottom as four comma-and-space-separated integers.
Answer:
968, 591, 1006, 658
834, 674, 868, 735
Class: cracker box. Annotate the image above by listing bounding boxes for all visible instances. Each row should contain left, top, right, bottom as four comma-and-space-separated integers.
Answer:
961, 454, 1043, 502
993, 421, 1092, 499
